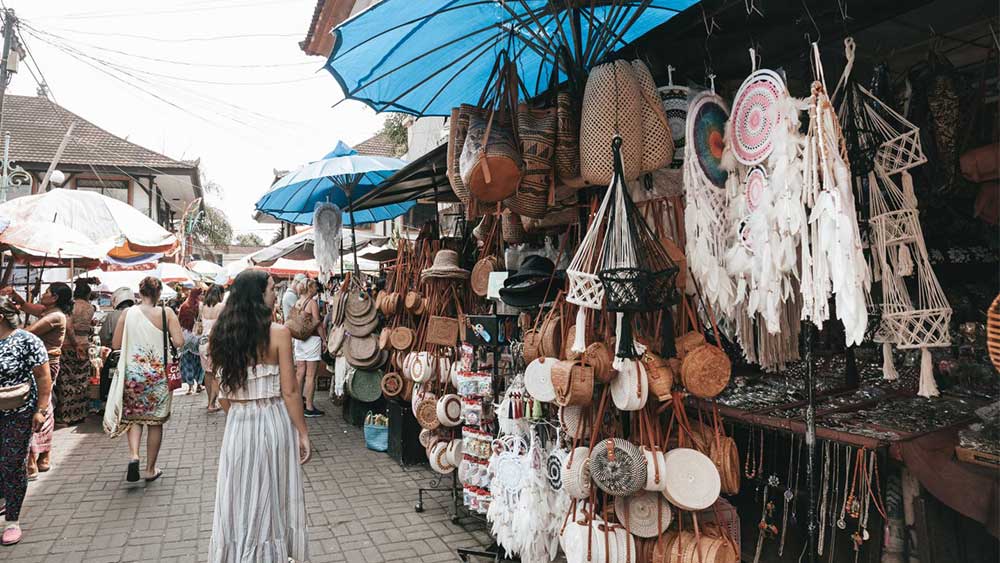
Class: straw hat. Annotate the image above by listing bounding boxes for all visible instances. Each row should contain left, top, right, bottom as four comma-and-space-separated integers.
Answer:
111, 287, 136, 309
421, 249, 470, 280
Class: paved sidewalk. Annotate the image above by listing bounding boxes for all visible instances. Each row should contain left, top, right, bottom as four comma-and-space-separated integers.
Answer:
5, 391, 489, 562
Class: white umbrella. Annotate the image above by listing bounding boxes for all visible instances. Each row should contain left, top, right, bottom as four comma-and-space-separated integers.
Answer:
187, 260, 224, 279
0, 188, 178, 259
88, 268, 178, 301
0, 220, 112, 265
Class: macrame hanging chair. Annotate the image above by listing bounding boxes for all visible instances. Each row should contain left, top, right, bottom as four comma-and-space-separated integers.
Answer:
598, 136, 679, 360
836, 37, 951, 397
566, 174, 613, 353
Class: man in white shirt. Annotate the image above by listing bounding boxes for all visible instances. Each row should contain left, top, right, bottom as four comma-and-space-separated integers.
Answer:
281, 274, 307, 322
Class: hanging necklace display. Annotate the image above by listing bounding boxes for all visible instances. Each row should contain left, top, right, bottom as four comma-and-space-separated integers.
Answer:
838, 446, 853, 529
778, 435, 798, 557
683, 82, 735, 316
752, 472, 780, 563
836, 37, 951, 396
800, 42, 871, 346
658, 65, 689, 169
744, 427, 756, 479
827, 445, 841, 563
818, 442, 831, 556
598, 136, 679, 361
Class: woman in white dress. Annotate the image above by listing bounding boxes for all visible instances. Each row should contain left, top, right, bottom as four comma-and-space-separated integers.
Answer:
208, 270, 310, 562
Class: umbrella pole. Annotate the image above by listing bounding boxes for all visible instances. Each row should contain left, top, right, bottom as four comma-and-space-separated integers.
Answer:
346, 186, 359, 276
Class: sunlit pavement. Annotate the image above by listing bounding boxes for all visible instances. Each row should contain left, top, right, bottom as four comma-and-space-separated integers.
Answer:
5, 390, 488, 562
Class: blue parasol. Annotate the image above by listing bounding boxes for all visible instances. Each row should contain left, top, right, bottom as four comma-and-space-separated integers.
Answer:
325, 0, 698, 116
254, 141, 409, 225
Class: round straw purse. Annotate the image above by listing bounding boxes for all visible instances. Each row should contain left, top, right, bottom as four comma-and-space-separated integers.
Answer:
681, 344, 731, 399
390, 327, 414, 351
471, 256, 497, 297
404, 291, 423, 312
539, 314, 562, 358
661, 447, 721, 511
675, 331, 707, 360
414, 395, 441, 430
380, 371, 404, 399
711, 436, 741, 495
522, 329, 542, 363
589, 438, 647, 497
436, 394, 463, 427
614, 490, 672, 539
561, 446, 593, 499
551, 360, 594, 407
583, 342, 614, 383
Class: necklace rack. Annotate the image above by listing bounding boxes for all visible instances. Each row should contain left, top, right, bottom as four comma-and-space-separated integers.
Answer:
837, 446, 852, 530
778, 435, 798, 557
745, 428, 756, 478
827, 444, 840, 563
818, 441, 831, 556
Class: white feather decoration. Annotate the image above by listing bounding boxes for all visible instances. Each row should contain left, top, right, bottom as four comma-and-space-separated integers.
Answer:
313, 202, 342, 284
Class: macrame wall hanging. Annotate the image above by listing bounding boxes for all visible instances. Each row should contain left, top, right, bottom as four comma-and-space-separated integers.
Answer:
799, 42, 871, 348
683, 83, 736, 316
313, 202, 343, 285
836, 38, 952, 397
720, 51, 807, 372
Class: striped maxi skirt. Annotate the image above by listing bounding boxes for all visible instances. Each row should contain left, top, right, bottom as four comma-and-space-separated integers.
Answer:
209, 397, 308, 563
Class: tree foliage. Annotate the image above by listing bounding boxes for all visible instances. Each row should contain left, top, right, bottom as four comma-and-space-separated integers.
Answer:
191, 206, 233, 249
379, 113, 409, 156
234, 233, 264, 246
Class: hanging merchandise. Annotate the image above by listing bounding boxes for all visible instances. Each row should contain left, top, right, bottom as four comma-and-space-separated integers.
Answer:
506, 102, 557, 219
632, 60, 675, 174
566, 186, 613, 353
599, 137, 680, 362
836, 38, 952, 396
579, 60, 644, 185
460, 53, 524, 205
658, 64, 689, 170
683, 90, 735, 315
312, 202, 342, 284
799, 43, 871, 347
730, 68, 787, 166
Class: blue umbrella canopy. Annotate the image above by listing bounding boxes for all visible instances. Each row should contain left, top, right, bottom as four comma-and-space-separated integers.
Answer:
255, 141, 409, 224
326, 0, 699, 116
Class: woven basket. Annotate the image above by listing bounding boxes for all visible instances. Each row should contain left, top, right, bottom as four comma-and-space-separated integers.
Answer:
381, 371, 404, 398
583, 341, 614, 383
988, 293, 1000, 372
555, 90, 580, 182
522, 329, 542, 363
471, 256, 497, 297
501, 210, 526, 243
448, 105, 482, 207
415, 395, 441, 430
675, 331, 707, 359
350, 369, 383, 403
460, 111, 522, 203
632, 59, 674, 173
589, 438, 647, 497
681, 345, 732, 399
404, 291, 423, 312
539, 314, 562, 358
551, 360, 594, 407
505, 104, 556, 219
614, 490, 672, 538
710, 436, 741, 495
390, 327, 414, 351
580, 60, 643, 185
642, 350, 674, 401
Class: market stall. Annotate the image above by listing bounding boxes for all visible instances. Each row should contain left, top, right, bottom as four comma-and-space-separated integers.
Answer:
319, 1, 998, 562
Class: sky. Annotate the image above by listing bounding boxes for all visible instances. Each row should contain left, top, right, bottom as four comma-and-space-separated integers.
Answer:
5, 0, 385, 238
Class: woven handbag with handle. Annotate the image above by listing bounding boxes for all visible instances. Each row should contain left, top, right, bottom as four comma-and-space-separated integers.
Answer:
286, 301, 318, 340
505, 103, 556, 218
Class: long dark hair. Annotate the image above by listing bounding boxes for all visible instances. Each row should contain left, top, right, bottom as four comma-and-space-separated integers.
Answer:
73, 278, 93, 300
48, 282, 73, 314
203, 284, 224, 307
209, 270, 272, 391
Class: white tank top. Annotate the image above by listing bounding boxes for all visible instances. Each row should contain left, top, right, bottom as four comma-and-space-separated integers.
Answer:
219, 364, 281, 401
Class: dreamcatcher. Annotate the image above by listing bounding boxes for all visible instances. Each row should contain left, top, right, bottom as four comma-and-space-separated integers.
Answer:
658, 65, 689, 170
836, 38, 951, 396
683, 87, 735, 316
598, 137, 680, 362
720, 54, 807, 371
799, 43, 871, 347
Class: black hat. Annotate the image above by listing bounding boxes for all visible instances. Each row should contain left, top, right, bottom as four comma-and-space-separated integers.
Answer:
499, 255, 565, 308
503, 255, 565, 287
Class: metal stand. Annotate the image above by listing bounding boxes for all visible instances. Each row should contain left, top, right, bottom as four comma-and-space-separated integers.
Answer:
415, 469, 461, 524
457, 542, 506, 562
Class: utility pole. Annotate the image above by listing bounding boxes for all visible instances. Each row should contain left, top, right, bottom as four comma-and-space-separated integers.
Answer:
0, 9, 17, 133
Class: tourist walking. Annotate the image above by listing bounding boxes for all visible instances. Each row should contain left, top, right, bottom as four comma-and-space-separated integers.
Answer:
208, 270, 309, 562
177, 287, 204, 394
0, 296, 53, 546
111, 277, 184, 483
281, 273, 306, 322
3, 283, 70, 479
292, 279, 325, 417
99, 288, 135, 403
199, 284, 225, 412
56, 279, 96, 425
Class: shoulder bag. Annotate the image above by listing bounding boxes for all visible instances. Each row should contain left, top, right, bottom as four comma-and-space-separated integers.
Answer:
162, 308, 181, 392
103, 309, 128, 435
286, 300, 319, 340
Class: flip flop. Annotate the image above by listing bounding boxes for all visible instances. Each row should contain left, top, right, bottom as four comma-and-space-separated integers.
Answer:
126, 460, 140, 482
145, 470, 163, 483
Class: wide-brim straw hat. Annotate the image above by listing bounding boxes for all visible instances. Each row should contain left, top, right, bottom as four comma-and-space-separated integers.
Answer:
421, 249, 470, 280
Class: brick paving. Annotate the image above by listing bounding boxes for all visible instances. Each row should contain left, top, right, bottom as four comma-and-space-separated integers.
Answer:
5, 391, 489, 562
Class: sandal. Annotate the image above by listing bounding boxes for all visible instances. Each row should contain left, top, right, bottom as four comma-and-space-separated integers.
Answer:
126, 460, 140, 482
1, 524, 21, 546
145, 469, 163, 483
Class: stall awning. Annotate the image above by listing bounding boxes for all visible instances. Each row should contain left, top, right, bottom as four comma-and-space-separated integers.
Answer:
348, 143, 453, 211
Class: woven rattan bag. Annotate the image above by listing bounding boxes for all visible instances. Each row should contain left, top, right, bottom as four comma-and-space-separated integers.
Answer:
579, 60, 643, 185
460, 58, 523, 203
427, 316, 460, 346
551, 359, 593, 406
448, 105, 482, 207
555, 90, 581, 182
505, 104, 556, 219
681, 344, 731, 399
631, 59, 674, 173
501, 210, 526, 243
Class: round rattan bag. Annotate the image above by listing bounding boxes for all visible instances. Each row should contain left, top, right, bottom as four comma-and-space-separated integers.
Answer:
661, 448, 720, 511
380, 371, 405, 399
539, 314, 562, 358
551, 360, 594, 407
589, 438, 647, 497
681, 345, 731, 399
583, 342, 614, 383
414, 394, 441, 430
522, 329, 542, 363
613, 490, 672, 539
471, 256, 497, 297
710, 436, 741, 495
390, 327, 414, 351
